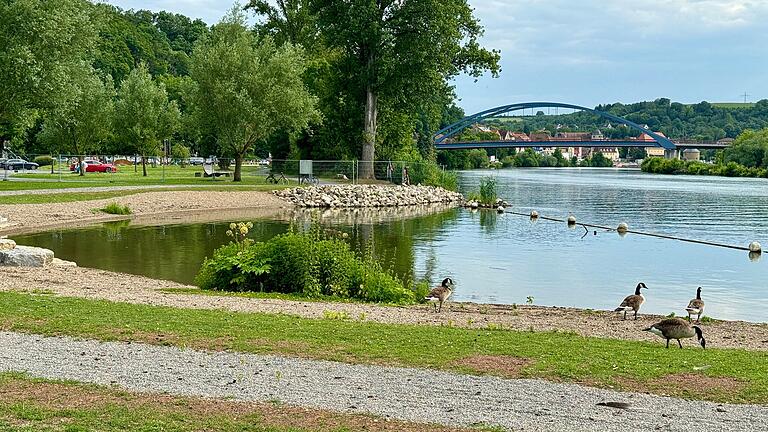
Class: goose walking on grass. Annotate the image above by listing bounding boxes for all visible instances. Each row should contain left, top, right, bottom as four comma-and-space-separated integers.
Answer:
425, 278, 454, 313
644, 318, 706, 349
614, 282, 648, 320
685, 287, 705, 323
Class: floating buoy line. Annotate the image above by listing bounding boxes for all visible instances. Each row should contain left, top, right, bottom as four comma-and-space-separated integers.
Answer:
492, 208, 762, 256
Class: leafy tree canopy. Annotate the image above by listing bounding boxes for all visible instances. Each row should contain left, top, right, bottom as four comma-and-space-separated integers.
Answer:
190, 5, 318, 181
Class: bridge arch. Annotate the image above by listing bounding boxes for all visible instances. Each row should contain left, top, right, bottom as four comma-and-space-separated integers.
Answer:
433, 102, 676, 150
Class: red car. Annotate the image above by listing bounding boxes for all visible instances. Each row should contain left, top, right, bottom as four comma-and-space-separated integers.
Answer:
69, 160, 118, 173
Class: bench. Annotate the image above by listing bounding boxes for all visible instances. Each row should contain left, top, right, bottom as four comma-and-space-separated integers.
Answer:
198, 163, 231, 178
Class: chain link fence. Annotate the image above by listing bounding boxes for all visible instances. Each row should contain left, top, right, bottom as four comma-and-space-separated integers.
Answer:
1, 153, 445, 186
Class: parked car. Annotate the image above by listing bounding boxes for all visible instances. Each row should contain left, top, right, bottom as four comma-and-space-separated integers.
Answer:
3, 158, 38, 170
188, 157, 205, 165
69, 160, 118, 173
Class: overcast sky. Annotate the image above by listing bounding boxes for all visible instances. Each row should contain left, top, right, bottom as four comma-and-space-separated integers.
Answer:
106, 0, 768, 114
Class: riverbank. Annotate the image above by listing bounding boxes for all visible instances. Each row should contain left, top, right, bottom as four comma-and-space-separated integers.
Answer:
2, 266, 765, 351
0, 190, 291, 235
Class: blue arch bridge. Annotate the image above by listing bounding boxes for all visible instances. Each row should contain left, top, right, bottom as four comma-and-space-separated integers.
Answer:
433, 102, 729, 158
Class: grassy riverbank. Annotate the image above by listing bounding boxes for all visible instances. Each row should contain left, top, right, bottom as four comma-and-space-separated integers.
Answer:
1, 291, 765, 404
0, 373, 473, 432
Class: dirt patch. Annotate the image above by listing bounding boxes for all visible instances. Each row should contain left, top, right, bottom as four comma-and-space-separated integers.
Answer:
609, 373, 747, 401
648, 373, 745, 394
0, 376, 474, 432
453, 355, 533, 378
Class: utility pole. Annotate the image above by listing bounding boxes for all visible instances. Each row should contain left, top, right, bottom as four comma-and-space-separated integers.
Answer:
742, 92, 750, 104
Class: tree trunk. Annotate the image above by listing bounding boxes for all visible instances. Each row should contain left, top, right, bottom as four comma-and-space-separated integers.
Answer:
233, 155, 243, 182
360, 86, 377, 179
142, 156, 147, 177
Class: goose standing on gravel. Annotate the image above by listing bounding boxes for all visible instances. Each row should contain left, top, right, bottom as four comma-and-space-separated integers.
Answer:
425, 278, 454, 313
614, 282, 648, 320
685, 287, 705, 323
644, 318, 706, 349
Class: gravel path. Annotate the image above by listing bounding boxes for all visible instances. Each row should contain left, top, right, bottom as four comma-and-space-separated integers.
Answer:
2, 266, 767, 351
0, 190, 290, 234
0, 331, 764, 432
0, 183, 219, 196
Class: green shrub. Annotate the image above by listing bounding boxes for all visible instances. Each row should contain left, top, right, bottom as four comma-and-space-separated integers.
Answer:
33, 155, 53, 167
197, 225, 420, 304
501, 155, 515, 167
99, 202, 131, 215
408, 161, 458, 191
641, 156, 768, 179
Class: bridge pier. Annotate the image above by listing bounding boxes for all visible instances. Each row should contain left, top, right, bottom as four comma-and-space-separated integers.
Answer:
664, 149, 680, 159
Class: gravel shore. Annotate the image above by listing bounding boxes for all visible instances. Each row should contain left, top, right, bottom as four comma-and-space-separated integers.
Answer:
1, 266, 767, 351
0, 331, 764, 432
0, 183, 218, 196
0, 190, 290, 234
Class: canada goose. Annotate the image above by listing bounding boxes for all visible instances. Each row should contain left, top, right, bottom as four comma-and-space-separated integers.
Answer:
685, 287, 705, 323
425, 278, 454, 313
614, 282, 648, 320
644, 318, 706, 349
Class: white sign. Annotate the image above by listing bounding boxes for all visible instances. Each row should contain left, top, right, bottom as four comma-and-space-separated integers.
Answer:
299, 160, 313, 175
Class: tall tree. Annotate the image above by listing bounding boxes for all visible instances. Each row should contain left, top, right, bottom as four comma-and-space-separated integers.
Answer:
246, 0, 320, 52
309, 0, 500, 178
190, 6, 318, 182
114, 64, 180, 176
0, 0, 97, 154
39, 66, 115, 175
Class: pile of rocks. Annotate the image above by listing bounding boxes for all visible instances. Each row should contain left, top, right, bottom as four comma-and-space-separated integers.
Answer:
274, 184, 464, 208
0, 238, 76, 268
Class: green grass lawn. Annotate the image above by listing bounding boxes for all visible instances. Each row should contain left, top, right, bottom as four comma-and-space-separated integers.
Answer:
2, 164, 290, 189
1, 291, 765, 405
710, 103, 756, 109
0, 373, 468, 432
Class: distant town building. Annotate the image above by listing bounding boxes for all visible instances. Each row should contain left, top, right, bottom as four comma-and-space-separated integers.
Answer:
530, 130, 552, 141
572, 147, 619, 162
553, 131, 590, 140
638, 131, 668, 157
716, 137, 735, 145
591, 129, 604, 140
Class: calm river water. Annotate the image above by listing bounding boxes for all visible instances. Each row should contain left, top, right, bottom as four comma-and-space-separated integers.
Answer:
17, 168, 768, 322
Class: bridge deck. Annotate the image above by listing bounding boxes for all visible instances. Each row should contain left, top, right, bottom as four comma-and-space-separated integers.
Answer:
435, 140, 727, 150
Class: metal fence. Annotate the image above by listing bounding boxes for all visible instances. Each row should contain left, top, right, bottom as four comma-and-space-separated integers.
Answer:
1, 153, 444, 185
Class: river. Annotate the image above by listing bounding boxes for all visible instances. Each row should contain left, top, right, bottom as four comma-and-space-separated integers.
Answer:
16, 168, 768, 322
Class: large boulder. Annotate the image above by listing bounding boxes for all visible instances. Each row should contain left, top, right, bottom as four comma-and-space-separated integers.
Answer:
0, 245, 55, 267
0, 238, 16, 250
